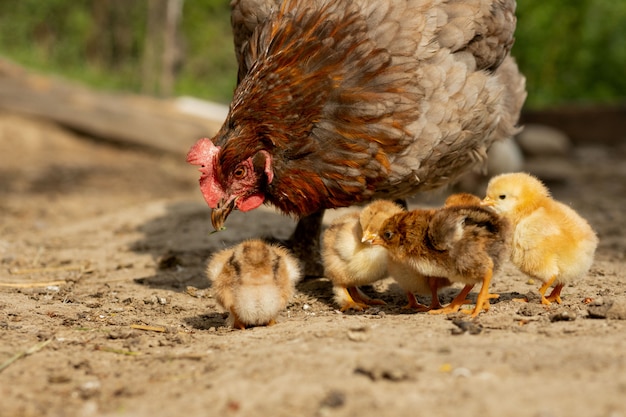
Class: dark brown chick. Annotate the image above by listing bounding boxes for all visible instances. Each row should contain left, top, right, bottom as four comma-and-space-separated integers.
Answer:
373, 206, 511, 317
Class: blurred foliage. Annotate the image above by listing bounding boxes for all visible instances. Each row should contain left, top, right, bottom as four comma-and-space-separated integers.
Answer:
513, 0, 626, 108
0, 0, 624, 108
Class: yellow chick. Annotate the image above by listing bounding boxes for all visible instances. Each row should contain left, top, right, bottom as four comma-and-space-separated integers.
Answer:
322, 200, 404, 311
206, 239, 302, 329
483, 172, 598, 305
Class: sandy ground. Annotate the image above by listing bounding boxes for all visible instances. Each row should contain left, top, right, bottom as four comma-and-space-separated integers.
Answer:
1, 112, 625, 417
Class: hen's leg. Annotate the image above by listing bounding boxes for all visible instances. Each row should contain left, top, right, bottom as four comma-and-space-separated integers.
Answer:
545, 283, 564, 304
538, 276, 557, 305
429, 284, 474, 315
287, 210, 325, 277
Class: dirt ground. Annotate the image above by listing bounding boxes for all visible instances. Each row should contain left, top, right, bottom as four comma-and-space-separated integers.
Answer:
1, 111, 625, 417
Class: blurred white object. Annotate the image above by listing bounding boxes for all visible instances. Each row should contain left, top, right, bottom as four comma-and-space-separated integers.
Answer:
487, 136, 524, 176
175, 96, 229, 123
516, 124, 572, 156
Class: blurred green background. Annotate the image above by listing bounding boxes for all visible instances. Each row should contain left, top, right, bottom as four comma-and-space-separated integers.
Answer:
0, 0, 624, 109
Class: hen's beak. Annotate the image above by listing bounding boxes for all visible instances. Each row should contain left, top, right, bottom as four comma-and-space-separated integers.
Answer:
481, 197, 495, 207
210, 198, 236, 231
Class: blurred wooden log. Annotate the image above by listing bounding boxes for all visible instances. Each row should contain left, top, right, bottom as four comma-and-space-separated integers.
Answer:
521, 105, 626, 147
0, 58, 224, 155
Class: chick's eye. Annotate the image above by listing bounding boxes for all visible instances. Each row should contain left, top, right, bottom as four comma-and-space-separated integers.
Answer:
233, 166, 246, 179
383, 231, 394, 240
498, 195, 506, 200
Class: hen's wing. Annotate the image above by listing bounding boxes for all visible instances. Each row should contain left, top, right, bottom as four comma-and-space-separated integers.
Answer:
224, 0, 526, 213
230, 0, 280, 83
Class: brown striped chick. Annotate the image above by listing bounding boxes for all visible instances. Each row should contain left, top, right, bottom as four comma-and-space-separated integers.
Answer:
373, 205, 511, 317
483, 172, 598, 305
386, 193, 484, 311
207, 239, 302, 329
322, 200, 403, 311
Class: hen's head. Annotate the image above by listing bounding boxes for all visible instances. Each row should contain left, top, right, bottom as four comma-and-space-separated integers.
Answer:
186, 138, 274, 230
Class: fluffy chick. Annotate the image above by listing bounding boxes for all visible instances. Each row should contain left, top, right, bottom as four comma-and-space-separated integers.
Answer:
322, 200, 404, 311
207, 239, 302, 329
483, 172, 598, 305
444, 192, 483, 207
373, 206, 510, 317
387, 259, 452, 312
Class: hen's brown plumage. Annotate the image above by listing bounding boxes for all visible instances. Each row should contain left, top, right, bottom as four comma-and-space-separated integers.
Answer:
187, 0, 526, 275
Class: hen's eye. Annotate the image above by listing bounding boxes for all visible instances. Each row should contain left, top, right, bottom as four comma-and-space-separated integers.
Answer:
233, 166, 246, 179
383, 231, 393, 240
498, 195, 506, 200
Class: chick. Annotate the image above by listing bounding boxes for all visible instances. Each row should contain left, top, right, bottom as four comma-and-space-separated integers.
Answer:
322, 200, 404, 311
207, 239, 302, 329
483, 172, 598, 305
444, 192, 483, 207
373, 205, 511, 317
387, 258, 452, 311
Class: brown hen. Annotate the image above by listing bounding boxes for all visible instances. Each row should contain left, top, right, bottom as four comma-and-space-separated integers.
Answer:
187, 0, 526, 275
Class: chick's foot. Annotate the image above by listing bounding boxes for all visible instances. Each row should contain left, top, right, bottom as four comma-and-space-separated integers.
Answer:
538, 276, 558, 305
402, 292, 430, 312
545, 283, 564, 304
429, 284, 474, 315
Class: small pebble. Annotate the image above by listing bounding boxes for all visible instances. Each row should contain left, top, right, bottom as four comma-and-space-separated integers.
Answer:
550, 310, 577, 322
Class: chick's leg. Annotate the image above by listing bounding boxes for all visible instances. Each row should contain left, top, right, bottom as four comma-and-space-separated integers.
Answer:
429, 284, 474, 315
462, 269, 499, 318
538, 276, 557, 305
546, 283, 564, 304
230, 308, 247, 330
403, 291, 430, 312
351, 287, 386, 306
427, 276, 445, 310
339, 287, 369, 312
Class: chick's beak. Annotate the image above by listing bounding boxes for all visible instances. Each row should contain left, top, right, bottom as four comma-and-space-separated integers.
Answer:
369, 236, 385, 246
210, 198, 236, 230
481, 197, 495, 207
361, 232, 377, 244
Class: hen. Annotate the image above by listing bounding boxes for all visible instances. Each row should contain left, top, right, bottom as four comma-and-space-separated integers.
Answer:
187, 0, 526, 275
